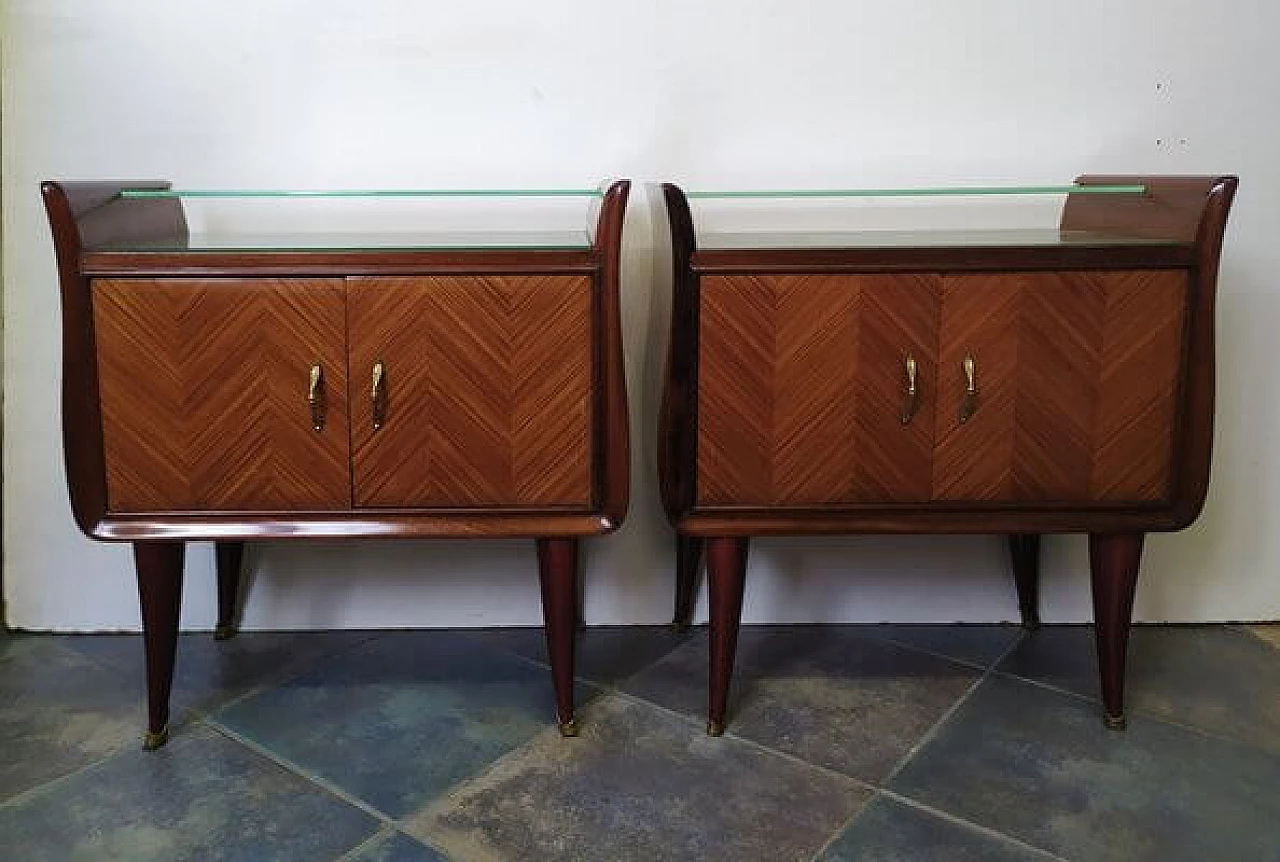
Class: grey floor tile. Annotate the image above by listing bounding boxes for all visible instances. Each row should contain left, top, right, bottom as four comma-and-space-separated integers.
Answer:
889, 674, 1280, 862
213, 630, 588, 818
999, 625, 1280, 750
407, 693, 871, 862
622, 626, 980, 782
60, 630, 377, 715
466, 625, 692, 686
344, 829, 448, 862
819, 794, 1054, 861
0, 637, 145, 801
0, 630, 32, 662
0, 724, 377, 862
867, 624, 1025, 668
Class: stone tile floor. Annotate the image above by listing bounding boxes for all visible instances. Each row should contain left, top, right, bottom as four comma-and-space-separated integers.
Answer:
1, 623, 1278, 861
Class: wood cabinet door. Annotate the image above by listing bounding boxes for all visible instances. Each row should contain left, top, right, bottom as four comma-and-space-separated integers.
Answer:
348, 276, 594, 508
93, 278, 350, 511
697, 274, 940, 505
932, 270, 1188, 502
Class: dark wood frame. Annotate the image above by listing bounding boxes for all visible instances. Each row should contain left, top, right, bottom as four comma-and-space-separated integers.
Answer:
42, 179, 632, 747
655, 176, 1237, 732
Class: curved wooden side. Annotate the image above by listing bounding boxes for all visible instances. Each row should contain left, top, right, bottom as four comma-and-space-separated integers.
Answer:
592, 180, 632, 531
656, 183, 698, 524
41, 180, 186, 537
45, 178, 632, 542
1064, 175, 1238, 529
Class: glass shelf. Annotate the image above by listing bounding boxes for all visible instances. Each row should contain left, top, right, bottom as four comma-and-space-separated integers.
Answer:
120, 188, 603, 199
87, 230, 593, 253
697, 229, 1183, 251
686, 184, 1147, 199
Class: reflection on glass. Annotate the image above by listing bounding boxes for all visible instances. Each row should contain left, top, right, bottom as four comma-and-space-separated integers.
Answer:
696, 229, 1181, 250
87, 231, 593, 252
686, 184, 1146, 199
120, 188, 604, 199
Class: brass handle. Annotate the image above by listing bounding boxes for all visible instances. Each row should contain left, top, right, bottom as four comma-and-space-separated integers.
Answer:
900, 354, 918, 424
371, 361, 387, 430
959, 355, 978, 423
308, 365, 325, 431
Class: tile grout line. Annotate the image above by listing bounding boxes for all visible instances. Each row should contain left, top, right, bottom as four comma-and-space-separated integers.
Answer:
880, 627, 1028, 787
873, 632, 1014, 673
804, 631, 1048, 862
203, 717, 394, 825
0, 739, 158, 812
331, 823, 398, 862
603, 686, 881, 795
165, 630, 390, 725
357, 632, 711, 826
877, 789, 1071, 862
328, 820, 455, 862
462, 626, 699, 686
42, 626, 1280, 759
43, 629, 386, 719
989, 667, 1280, 752
806, 789, 884, 861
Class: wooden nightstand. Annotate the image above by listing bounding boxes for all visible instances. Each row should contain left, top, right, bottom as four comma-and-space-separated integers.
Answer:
42, 181, 631, 747
655, 177, 1236, 734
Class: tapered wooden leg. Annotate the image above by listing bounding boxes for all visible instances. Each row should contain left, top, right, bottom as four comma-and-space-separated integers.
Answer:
135, 541, 184, 750
706, 536, 748, 737
537, 537, 580, 737
672, 534, 704, 632
214, 541, 245, 640
1089, 532, 1144, 730
1007, 534, 1042, 628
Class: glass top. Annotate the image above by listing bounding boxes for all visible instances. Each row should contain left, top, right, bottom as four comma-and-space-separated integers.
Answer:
697, 229, 1182, 251
686, 184, 1146, 199
88, 230, 593, 253
120, 188, 603, 199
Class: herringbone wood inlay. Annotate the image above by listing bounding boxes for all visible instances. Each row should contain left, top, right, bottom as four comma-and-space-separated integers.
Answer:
93, 278, 350, 511
348, 276, 593, 507
697, 274, 939, 505
933, 270, 1186, 501
697, 270, 1186, 507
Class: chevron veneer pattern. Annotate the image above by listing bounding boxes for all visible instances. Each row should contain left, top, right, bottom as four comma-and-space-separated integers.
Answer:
348, 276, 593, 508
93, 278, 351, 511
698, 274, 939, 504
697, 270, 1186, 507
934, 270, 1186, 502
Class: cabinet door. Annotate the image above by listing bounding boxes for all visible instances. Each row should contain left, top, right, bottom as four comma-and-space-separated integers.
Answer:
348, 276, 594, 508
932, 270, 1187, 502
697, 274, 940, 505
93, 278, 350, 511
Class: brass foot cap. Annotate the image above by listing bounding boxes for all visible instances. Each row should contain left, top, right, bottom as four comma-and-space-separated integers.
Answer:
1104, 713, 1127, 731
706, 721, 725, 737
558, 719, 580, 738
213, 625, 237, 641
670, 621, 690, 634
143, 726, 170, 751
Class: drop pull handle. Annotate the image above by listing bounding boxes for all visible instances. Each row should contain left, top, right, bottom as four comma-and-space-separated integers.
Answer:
900, 354, 919, 424
308, 364, 325, 431
371, 361, 387, 430
959, 355, 978, 423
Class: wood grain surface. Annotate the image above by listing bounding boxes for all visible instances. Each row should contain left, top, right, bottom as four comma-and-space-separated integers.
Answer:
697, 274, 939, 504
697, 270, 1186, 506
934, 270, 1186, 502
349, 275, 593, 507
94, 278, 350, 511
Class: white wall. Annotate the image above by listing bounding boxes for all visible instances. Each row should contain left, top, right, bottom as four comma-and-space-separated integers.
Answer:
4, 0, 1279, 631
